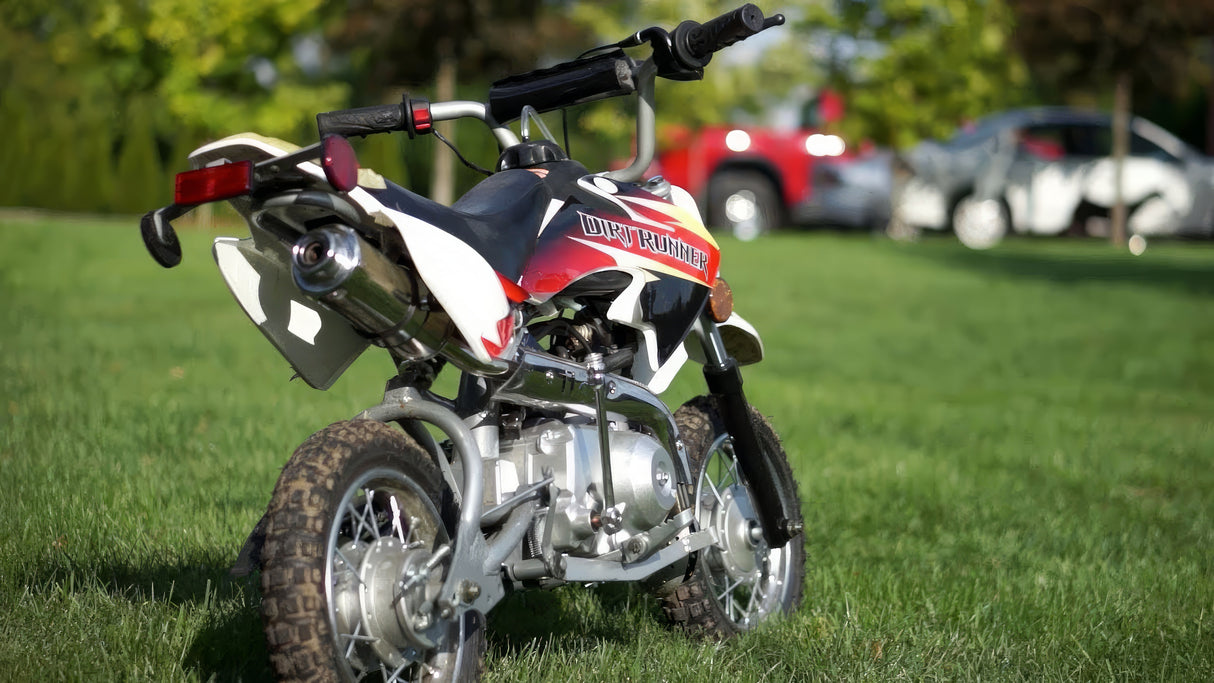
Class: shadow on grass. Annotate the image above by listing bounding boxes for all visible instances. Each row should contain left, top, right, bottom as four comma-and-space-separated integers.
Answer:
187, 575, 274, 683
25, 550, 272, 681
487, 582, 664, 658
29, 548, 665, 678
908, 238, 1214, 296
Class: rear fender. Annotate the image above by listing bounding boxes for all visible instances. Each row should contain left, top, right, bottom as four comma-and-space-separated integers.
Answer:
213, 235, 368, 390
195, 134, 511, 368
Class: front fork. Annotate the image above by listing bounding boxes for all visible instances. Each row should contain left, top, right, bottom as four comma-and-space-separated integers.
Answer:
695, 316, 802, 548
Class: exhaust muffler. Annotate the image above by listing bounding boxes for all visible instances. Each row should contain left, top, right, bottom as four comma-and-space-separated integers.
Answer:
291, 225, 451, 360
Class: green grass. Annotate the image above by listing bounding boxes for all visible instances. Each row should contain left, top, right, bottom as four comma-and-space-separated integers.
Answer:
2, 214, 1212, 681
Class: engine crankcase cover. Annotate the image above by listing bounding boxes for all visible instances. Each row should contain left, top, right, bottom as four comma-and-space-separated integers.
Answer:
498, 421, 678, 534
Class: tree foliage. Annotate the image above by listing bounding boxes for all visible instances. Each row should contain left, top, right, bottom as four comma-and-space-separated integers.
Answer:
1008, 0, 1214, 101
328, 0, 585, 97
807, 0, 1031, 149
86, 0, 350, 138
566, 1, 819, 157
1, 0, 352, 210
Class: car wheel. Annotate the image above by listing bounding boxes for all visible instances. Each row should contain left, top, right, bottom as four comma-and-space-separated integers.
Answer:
951, 195, 1009, 250
707, 170, 782, 241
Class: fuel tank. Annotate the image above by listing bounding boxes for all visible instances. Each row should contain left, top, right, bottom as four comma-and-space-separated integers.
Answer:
521, 172, 720, 365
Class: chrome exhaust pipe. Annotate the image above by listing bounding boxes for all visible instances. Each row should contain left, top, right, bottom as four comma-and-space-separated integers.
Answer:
291, 225, 450, 360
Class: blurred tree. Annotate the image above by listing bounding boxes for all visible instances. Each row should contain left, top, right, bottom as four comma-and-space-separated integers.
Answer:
566, 1, 817, 165
87, 0, 350, 139
113, 100, 164, 214
0, 0, 350, 211
328, 0, 586, 203
805, 0, 1031, 149
1, 1, 116, 208
1007, 0, 1214, 246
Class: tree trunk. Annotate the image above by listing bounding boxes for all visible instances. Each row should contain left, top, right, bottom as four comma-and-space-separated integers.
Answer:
1110, 70, 1131, 248
430, 55, 457, 206
1207, 70, 1214, 156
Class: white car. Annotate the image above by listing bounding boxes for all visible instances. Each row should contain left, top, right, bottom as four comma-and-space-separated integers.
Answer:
892, 108, 1214, 248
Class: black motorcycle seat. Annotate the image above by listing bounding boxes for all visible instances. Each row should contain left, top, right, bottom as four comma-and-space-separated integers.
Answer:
366, 169, 552, 282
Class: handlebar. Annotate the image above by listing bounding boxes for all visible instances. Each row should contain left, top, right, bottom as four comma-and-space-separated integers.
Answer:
314, 4, 785, 182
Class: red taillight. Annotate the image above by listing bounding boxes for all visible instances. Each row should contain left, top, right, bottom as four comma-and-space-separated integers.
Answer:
322, 135, 359, 192
174, 161, 252, 205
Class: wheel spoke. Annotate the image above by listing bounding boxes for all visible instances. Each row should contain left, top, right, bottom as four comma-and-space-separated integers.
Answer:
346, 501, 375, 542
744, 575, 762, 620
726, 455, 742, 489
362, 487, 382, 540
716, 574, 745, 606
389, 494, 406, 544
404, 516, 419, 548
334, 547, 365, 585
385, 659, 411, 683
340, 622, 378, 658
703, 454, 728, 508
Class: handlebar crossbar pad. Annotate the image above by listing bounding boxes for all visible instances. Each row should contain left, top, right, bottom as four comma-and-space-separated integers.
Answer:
317, 103, 405, 138
489, 50, 636, 124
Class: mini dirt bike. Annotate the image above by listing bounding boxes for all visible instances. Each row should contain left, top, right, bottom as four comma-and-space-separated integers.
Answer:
140, 5, 802, 681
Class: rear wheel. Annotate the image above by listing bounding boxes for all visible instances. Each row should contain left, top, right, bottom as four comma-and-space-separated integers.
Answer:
951, 194, 1009, 249
660, 397, 805, 638
260, 420, 483, 683
707, 170, 782, 241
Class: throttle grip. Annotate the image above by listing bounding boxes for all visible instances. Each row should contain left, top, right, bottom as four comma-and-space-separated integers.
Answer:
316, 103, 405, 138
699, 3, 765, 52
671, 3, 777, 71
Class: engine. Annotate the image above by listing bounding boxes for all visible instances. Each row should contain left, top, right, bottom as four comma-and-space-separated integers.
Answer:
491, 420, 678, 555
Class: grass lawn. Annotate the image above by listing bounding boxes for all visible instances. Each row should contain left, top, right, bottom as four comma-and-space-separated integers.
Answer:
1, 214, 1211, 681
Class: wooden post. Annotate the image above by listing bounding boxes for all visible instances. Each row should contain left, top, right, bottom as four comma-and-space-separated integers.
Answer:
1110, 70, 1131, 248
431, 54, 457, 206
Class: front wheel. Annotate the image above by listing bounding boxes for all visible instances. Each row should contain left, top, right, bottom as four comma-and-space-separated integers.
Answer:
660, 397, 805, 638
259, 420, 483, 682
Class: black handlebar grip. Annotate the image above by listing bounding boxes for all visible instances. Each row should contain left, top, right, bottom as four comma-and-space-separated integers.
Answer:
700, 3, 765, 52
673, 4, 768, 70
489, 50, 637, 123
316, 103, 405, 138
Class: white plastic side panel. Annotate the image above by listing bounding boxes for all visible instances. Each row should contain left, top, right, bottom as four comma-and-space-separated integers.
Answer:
213, 237, 369, 390
379, 208, 511, 363
638, 344, 689, 395
597, 268, 688, 395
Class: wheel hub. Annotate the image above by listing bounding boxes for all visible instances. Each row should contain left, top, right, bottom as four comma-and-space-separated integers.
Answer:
706, 484, 766, 581
331, 536, 446, 672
